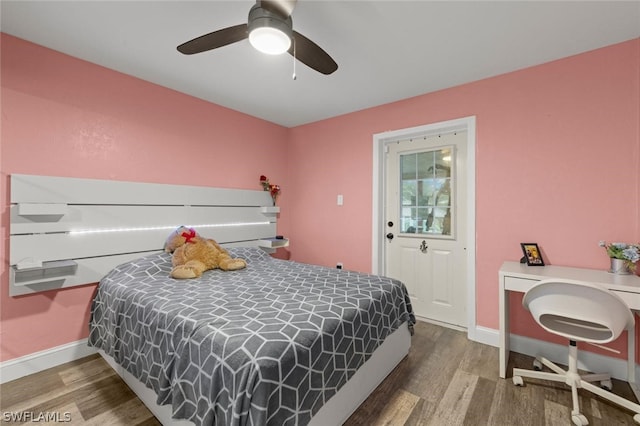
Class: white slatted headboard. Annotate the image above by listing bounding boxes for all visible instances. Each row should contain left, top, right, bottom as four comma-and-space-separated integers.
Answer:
9, 174, 277, 296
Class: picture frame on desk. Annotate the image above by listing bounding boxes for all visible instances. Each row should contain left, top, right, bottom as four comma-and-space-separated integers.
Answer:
520, 242, 544, 266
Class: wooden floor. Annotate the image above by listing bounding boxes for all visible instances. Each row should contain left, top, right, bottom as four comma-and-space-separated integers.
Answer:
2, 321, 639, 425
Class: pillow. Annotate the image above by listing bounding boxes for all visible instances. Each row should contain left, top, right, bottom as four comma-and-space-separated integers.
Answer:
226, 247, 271, 263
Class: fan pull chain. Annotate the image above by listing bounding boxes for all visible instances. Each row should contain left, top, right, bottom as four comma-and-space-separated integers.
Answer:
292, 38, 297, 80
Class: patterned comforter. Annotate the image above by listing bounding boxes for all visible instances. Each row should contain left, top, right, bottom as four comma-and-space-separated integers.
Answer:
88, 248, 414, 426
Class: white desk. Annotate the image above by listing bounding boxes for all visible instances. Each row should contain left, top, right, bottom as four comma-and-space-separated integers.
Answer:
499, 261, 640, 388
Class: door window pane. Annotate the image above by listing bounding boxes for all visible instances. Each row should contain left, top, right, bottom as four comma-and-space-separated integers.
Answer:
417, 151, 434, 179
402, 180, 416, 206
399, 146, 455, 237
401, 154, 416, 180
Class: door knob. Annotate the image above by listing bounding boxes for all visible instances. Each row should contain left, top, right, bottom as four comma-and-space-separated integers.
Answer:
420, 240, 428, 253
386, 233, 394, 241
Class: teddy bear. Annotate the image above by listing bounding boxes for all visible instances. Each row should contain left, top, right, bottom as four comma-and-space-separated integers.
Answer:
164, 226, 247, 279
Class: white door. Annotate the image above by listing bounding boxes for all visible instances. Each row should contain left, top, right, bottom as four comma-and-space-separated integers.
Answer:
385, 132, 467, 327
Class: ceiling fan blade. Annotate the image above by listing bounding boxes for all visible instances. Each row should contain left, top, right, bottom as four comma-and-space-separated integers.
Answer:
289, 31, 338, 75
259, 0, 297, 18
177, 24, 248, 55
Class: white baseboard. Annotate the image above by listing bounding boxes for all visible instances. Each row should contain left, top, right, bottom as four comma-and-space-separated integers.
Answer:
469, 325, 499, 347
468, 325, 638, 382
0, 339, 97, 384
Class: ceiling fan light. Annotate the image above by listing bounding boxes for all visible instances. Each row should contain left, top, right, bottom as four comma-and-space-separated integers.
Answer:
249, 27, 291, 55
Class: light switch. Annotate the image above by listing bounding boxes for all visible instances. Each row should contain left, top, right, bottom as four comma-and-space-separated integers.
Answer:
337, 194, 344, 206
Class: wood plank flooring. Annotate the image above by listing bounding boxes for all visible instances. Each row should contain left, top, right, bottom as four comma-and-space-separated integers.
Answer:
2, 321, 638, 425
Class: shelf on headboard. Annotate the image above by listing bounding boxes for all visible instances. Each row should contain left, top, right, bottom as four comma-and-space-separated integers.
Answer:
12, 260, 78, 286
260, 206, 280, 214
258, 238, 289, 248
17, 203, 68, 216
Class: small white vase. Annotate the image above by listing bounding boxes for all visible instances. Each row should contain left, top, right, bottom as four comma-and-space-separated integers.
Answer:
609, 258, 631, 275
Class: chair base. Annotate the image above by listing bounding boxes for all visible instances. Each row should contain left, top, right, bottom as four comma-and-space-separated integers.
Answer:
513, 354, 640, 425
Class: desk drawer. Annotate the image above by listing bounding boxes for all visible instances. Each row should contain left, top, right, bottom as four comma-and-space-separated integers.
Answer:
504, 276, 537, 292
613, 290, 640, 311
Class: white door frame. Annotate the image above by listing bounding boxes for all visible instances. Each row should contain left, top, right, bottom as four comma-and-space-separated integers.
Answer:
372, 116, 478, 340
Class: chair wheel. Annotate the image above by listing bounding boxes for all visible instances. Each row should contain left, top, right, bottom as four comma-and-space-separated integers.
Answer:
572, 413, 588, 425
513, 376, 524, 386
533, 359, 543, 371
600, 379, 612, 391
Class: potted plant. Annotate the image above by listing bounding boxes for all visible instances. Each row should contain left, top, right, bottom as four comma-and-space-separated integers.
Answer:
599, 241, 640, 274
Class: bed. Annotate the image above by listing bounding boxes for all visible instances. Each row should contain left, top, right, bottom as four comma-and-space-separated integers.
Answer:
9, 174, 414, 425
88, 247, 414, 425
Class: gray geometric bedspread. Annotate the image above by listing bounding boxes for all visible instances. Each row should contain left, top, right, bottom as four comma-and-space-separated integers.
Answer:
88, 248, 414, 426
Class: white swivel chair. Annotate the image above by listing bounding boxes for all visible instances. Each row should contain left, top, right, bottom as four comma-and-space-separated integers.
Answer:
512, 278, 640, 425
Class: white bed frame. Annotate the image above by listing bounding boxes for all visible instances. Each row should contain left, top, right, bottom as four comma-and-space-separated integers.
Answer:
9, 174, 411, 424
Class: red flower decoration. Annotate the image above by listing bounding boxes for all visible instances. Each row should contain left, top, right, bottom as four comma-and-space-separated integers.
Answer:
260, 175, 281, 205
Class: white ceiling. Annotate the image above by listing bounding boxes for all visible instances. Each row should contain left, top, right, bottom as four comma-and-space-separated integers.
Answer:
2, 1, 639, 127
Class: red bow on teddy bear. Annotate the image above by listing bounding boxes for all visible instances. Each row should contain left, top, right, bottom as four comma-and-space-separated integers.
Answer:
181, 228, 197, 243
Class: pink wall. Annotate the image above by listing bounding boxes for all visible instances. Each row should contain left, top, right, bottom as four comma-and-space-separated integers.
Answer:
288, 39, 640, 354
0, 34, 289, 361
1, 33, 639, 363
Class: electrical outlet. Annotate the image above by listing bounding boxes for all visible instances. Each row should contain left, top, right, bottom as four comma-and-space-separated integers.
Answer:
336, 262, 343, 270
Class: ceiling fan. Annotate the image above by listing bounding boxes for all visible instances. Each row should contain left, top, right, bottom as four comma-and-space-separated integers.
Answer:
177, 0, 338, 75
